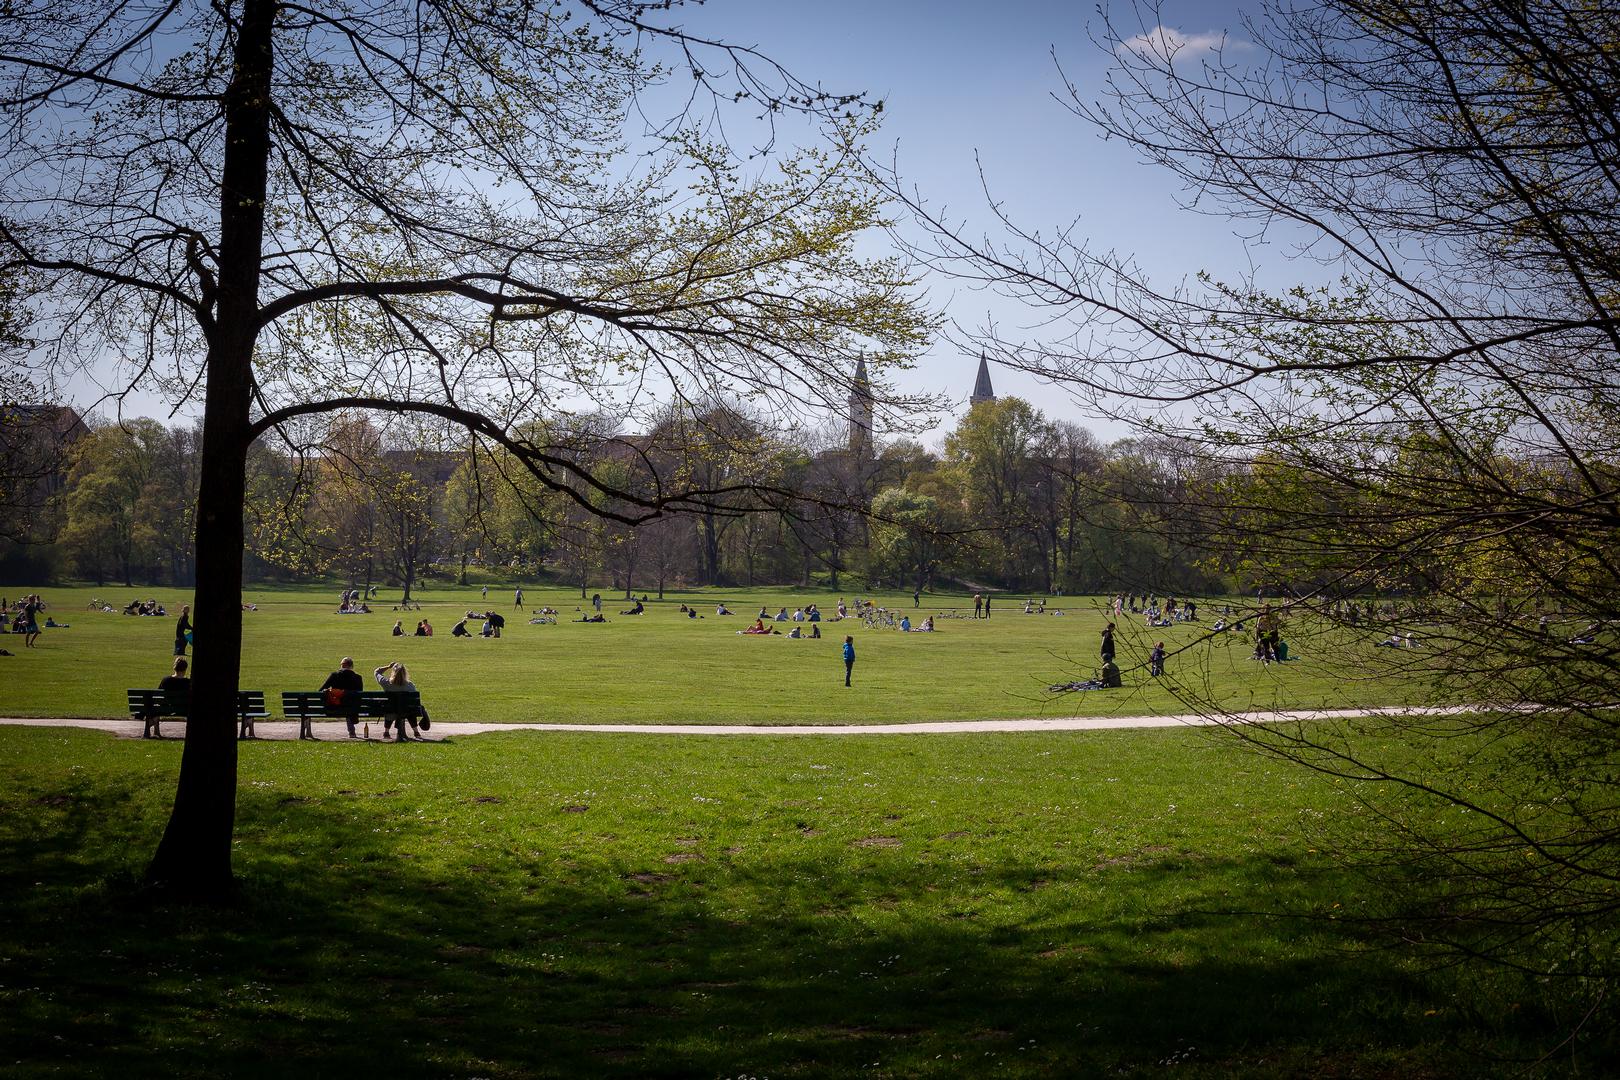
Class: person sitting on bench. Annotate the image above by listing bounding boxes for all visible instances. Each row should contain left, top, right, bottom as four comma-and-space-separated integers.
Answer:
319, 656, 364, 738
374, 661, 427, 741
145, 657, 190, 739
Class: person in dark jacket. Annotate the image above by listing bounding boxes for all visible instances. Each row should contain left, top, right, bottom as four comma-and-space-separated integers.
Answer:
146, 657, 190, 738
1101, 623, 1117, 666
174, 605, 191, 657
319, 656, 365, 738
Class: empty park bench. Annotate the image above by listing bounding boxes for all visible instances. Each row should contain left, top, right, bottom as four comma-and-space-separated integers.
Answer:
128, 689, 272, 739
281, 690, 422, 740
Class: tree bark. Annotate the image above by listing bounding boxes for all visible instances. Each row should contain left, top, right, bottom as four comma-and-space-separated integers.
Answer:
145, 0, 275, 900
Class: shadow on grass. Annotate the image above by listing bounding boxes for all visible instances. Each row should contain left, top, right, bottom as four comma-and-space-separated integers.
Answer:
4, 781, 1584, 1080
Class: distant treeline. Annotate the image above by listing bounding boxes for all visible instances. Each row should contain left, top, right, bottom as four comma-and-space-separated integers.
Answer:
4, 398, 1287, 597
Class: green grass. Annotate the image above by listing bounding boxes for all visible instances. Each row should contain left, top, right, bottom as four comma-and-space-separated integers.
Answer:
0, 723, 1588, 1078
1, 584, 1441, 724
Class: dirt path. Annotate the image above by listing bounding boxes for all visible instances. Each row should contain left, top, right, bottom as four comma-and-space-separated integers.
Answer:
0, 705, 1484, 741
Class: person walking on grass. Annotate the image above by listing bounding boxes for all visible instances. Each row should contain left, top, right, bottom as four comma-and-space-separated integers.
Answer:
984, 593, 992, 619
842, 634, 856, 687
913, 586, 920, 608
514, 586, 524, 609
174, 604, 191, 657
1150, 641, 1166, 677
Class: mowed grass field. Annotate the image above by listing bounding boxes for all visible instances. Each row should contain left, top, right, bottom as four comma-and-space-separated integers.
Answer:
0, 722, 1583, 1078
0, 584, 1440, 724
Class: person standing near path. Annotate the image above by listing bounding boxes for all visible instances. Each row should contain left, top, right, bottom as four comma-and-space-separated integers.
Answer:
1101, 622, 1116, 667
514, 586, 524, 609
984, 594, 991, 619
482, 584, 488, 600
842, 635, 856, 686
1150, 641, 1165, 677
913, 587, 920, 608
973, 593, 983, 619
173, 604, 191, 657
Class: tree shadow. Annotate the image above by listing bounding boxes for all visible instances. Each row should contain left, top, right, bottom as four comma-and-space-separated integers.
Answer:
3, 785, 1592, 1079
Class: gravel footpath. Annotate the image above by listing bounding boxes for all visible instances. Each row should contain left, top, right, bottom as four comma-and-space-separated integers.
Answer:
0, 706, 1475, 741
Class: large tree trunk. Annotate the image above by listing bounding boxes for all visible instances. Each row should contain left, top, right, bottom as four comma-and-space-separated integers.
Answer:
145, 0, 274, 900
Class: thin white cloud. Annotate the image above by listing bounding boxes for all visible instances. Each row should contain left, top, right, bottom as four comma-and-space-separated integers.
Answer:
1117, 25, 1248, 62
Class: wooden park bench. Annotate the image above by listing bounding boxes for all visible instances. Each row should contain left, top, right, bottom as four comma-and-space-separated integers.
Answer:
128, 689, 272, 739
281, 690, 422, 740
127, 688, 187, 739
236, 690, 271, 739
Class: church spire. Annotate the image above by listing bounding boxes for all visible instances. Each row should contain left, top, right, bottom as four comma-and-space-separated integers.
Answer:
970, 353, 995, 407
848, 355, 874, 457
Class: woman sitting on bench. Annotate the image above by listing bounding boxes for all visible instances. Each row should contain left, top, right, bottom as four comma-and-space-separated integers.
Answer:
374, 662, 427, 741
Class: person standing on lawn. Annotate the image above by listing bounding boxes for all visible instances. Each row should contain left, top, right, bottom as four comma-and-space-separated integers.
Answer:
174, 604, 191, 657
21, 594, 43, 648
513, 586, 524, 609
842, 635, 856, 687
1101, 622, 1117, 667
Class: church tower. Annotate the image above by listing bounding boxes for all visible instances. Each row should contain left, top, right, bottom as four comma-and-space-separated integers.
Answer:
848, 355, 874, 457
970, 353, 996, 407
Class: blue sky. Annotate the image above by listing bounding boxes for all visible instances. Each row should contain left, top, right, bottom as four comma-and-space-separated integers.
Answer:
676, 0, 1277, 440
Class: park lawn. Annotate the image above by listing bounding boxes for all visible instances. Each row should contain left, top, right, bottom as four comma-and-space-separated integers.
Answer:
0, 723, 1582, 1079
0, 584, 1442, 725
